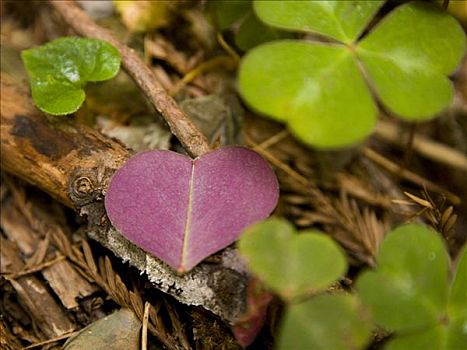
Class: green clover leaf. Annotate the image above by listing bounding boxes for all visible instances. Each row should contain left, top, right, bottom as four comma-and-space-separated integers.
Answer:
22, 37, 121, 115
238, 41, 377, 147
238, 217, 347, 301
357, 2, 466, 119
238, 1, 465, 148
254, 0, 383, 44
356, 224, 467, 349
278, 294, 372, 350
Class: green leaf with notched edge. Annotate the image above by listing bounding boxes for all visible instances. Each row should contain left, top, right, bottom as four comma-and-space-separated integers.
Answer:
356, 224, 449, 331
22, 37, 120, 115
238, 1, 465, 149
238, 218, 347, 301
278, 294, 372, 350
238, 41, 376, 148
356, 224, 467, 350
357, 2, 466, 120
254, 0, 385, 43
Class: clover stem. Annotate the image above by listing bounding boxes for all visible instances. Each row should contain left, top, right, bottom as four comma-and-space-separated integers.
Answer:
398, 122, 417, 179
346, 43, 357, 54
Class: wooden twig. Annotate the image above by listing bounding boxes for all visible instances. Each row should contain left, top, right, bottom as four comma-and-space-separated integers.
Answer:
374, 120, 467, 172
48, 0, 210, 158
362, 147, 461, 205
399, 122, 417, 175
22, 331, 79, 349
1, 75, 249, 325
141, 302, 150, 350
1, 255, 66, 279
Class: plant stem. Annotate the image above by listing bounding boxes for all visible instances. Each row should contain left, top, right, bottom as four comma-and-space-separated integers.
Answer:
399, 122, 417, 175
48, 0, 210, 158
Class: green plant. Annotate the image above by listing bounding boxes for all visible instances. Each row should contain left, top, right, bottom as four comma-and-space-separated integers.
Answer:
208, 0, 292, 51
357, 224, 467, 350
239, 217, 346, 301
279, 293, 372, 350
238, 218, 466, 349
238, 218, 373, 349
237, 1, 466, 148
22, 37, 121, 115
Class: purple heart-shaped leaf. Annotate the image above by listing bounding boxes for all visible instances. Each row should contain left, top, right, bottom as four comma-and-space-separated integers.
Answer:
105, 147, 279, 272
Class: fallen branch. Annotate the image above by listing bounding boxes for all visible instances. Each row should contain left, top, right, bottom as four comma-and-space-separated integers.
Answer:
48, 0, 210, 158
0, 75, 247, 323
0, 74, 129, 208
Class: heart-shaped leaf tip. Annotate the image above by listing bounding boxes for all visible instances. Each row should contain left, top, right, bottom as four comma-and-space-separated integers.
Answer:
105, 147, 279, 272
238, 1, 465, 148
357, 224, 467, 349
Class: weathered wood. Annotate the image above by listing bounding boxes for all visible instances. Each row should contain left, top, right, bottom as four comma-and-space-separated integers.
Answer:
1, 76, 248, 323
0, 318, 24, 350
0, 237, 76, 337
1, 199, 98, 309
0, 74, 130, 209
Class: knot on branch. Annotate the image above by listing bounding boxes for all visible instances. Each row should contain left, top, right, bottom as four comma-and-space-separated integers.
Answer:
68, 168, 103, 208
68, 168, 111, 227
74, 176, 94, 195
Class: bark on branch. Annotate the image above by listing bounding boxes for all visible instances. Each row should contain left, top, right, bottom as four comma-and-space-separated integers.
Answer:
48, 0, 210, 158
0, 75, 247, 322
1, 74, 129, 208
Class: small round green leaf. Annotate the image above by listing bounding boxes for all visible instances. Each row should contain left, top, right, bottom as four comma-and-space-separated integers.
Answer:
30, 77, 85, 115
238, 41, 377, 148
356, 224, 449, 331
448, 245, 467, 320
254, 0, 385, 43
278, 294, 372, 350
21, 37, 121, 115
357, 2, 466, 120
238, 218, 347, 301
